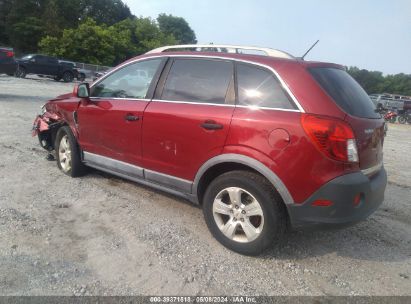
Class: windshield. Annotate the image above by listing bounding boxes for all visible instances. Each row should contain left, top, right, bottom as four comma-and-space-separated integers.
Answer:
310, 67, 380, 119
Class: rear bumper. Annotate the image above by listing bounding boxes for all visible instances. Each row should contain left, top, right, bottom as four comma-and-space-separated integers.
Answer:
0, 62, 17, 74
287, 167, 387, 230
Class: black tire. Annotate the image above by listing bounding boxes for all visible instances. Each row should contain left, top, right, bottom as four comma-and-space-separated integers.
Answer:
389, 117, 397, 123
55, 126, 86, 177
54, 76, 61, 81
78, 73, 86, 82
398, 116, 406, 124
203, 170, 286, 256
16, 66, 26, 78
62, 71, 74, 82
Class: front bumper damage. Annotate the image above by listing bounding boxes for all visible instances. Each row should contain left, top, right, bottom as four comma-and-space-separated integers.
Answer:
32, 111, 63, 151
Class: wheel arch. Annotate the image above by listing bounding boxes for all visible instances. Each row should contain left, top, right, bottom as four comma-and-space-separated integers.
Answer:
193, 154, 294, 206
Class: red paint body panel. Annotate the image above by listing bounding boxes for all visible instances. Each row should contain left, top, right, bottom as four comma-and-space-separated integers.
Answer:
225, 108, 357, 203
77, 98, 149, 166
344, 114, 385, 170
142, 101, 234, 180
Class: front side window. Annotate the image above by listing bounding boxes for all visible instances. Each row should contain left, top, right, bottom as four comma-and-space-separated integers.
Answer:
237, 63, 295, 109
91, 59, 162, 99
161, 58, 233, 104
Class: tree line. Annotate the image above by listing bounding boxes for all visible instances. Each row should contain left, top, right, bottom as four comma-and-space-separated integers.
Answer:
347, 67, 411, 97
0, 0, 197, 66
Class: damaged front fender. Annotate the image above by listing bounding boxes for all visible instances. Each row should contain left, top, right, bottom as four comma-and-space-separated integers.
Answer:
32, 111, 63, 150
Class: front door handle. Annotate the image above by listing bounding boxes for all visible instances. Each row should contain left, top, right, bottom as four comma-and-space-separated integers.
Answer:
201, 120, 223, 130
125, 114, 139, 121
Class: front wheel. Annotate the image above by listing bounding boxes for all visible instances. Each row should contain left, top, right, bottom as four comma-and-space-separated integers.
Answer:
202, 170, 286, 255
389, 116, 397, 123
55, 126, 85, 177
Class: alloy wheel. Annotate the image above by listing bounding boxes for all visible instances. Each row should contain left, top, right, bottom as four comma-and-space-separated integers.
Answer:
212, 187, 264, 243
58, 135, 72, 172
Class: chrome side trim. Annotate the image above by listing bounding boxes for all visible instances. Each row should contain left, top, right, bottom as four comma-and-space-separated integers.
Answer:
192, 154, 295, 205
145, 169, 192, 193
150, 99, 234, 108
90, 54, 305, 113
85, 162, 193, 202
149, 99, 301, 112
235, 105, 301, 112
90, 97, 151, 102
361, 162, 383, 177
83, 152, 192, 193
83, 152, 144, 179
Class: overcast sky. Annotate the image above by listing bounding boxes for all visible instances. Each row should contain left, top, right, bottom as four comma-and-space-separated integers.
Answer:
123, 0, 411, 75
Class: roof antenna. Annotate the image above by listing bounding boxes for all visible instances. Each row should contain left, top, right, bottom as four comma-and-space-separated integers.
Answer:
301, 40, 319, 60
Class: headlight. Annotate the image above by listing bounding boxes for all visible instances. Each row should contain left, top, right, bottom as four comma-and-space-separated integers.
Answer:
39, 104, 46, 115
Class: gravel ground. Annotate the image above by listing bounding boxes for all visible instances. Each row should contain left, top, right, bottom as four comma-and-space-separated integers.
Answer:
0, 74, 410, 296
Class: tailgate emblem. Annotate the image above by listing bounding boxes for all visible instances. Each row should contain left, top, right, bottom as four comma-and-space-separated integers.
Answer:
364, 129, 374, 134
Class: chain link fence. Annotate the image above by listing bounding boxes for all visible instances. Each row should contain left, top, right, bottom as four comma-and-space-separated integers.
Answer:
73, 62, 112, 80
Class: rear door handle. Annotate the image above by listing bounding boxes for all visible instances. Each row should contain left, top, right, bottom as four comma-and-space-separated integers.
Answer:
201, 120, 223, 130
125, 114, 139, 121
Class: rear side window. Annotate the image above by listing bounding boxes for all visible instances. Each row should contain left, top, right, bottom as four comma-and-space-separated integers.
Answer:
236, 63, 295, 109
310, 67, 380, 119
161, 59, 233, 104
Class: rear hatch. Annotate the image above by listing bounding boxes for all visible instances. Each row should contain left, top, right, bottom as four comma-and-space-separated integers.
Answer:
309, 67, 384, 174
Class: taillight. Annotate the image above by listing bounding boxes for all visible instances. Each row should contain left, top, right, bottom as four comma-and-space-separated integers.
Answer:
6, 51, 14, 57
301, 114, 359, 163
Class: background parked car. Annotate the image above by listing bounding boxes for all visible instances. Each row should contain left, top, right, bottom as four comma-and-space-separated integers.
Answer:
15, 54, 77, 82
0, 46, 17, 75
58, 60, 93, 81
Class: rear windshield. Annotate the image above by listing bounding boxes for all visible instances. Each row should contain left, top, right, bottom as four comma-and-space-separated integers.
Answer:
309, 67, 380, 119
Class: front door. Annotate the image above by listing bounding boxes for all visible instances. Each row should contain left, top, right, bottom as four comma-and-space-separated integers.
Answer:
77, 58, 165, 167
142, 58, 235, 182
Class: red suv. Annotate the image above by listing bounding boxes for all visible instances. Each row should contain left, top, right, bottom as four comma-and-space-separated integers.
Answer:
33, 45, 387, 255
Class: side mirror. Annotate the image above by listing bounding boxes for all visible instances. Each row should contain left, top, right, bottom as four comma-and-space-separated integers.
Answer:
74, 83, 90, 98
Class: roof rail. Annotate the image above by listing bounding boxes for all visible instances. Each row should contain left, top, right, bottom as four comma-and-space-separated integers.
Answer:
146, 44, 295, 60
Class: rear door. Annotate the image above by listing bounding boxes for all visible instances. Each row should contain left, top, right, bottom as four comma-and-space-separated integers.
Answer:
77, 58, 165, 167
142, 57, 235, 182
309, 67, 385, 172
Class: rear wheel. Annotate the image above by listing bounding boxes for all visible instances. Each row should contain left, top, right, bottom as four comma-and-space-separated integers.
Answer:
55, 126, 85, 177
78, 73, 86, 81
389, 116, 397, 123
62, 71, 74, 82
203, 170, 286, 255
54, 76, 61, 81
398, 116, 407, 124
16, 66, 26, 78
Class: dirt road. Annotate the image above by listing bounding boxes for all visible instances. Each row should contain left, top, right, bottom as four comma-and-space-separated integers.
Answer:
0, 75, 410, 296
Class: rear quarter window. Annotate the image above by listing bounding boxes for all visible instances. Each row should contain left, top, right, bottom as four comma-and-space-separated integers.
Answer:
236, 63, 296, 109
309, 67, 380, 119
